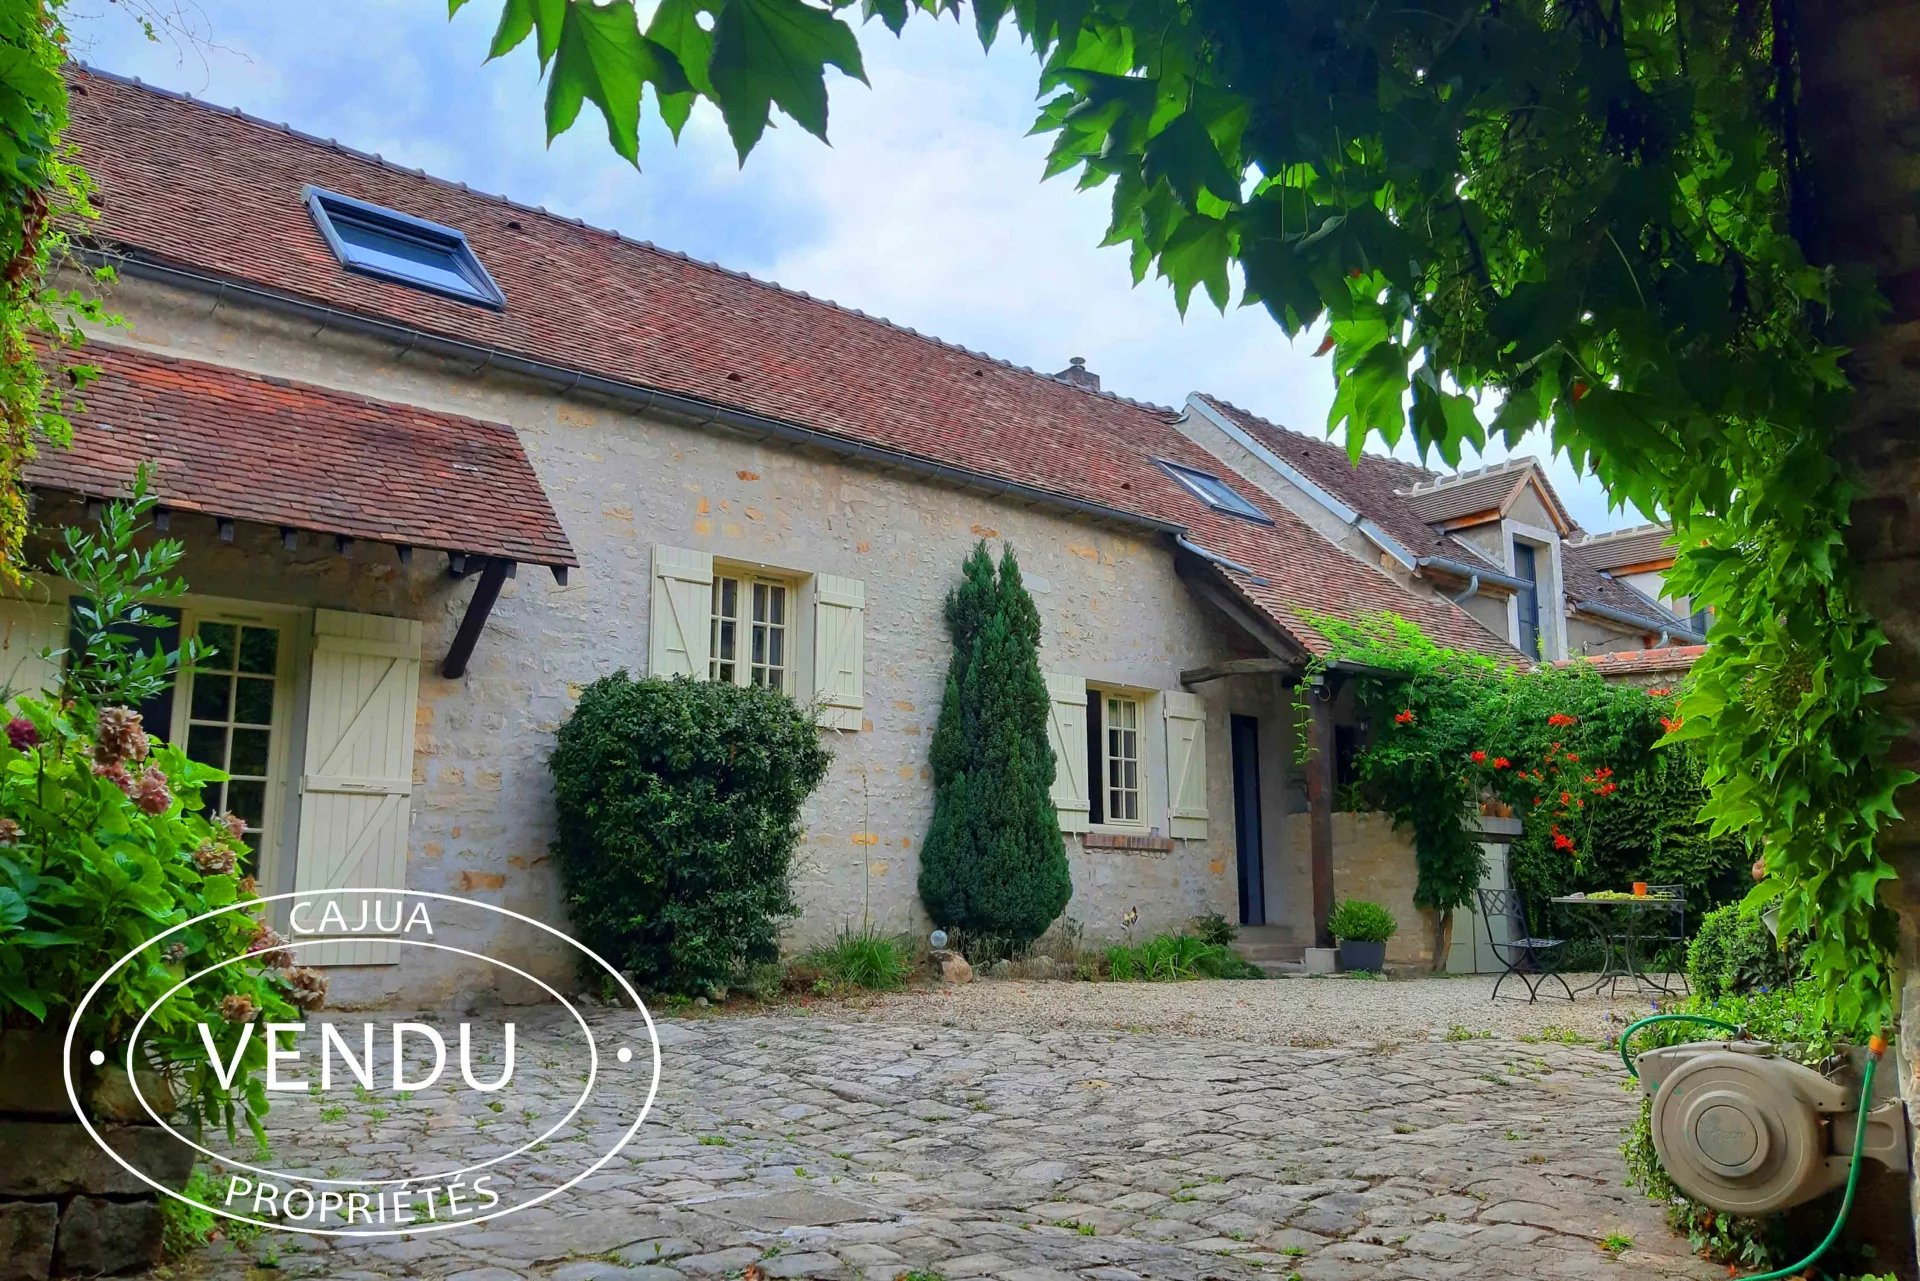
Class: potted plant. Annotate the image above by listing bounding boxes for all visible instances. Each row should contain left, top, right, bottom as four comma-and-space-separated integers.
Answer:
1328, 899, 1397, 972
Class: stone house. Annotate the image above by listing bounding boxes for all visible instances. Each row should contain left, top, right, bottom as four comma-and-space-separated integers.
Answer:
3, 70, 1649, 1002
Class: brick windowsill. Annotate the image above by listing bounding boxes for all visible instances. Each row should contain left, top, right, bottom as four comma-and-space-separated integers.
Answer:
1082, 831, 1175, 853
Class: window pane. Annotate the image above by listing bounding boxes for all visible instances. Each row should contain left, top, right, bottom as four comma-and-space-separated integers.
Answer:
197, 622, 237, 669
334, 217, 482, 296
191, 674, 232, 722
186, 724, 227, 768
238, 627, 278, 675
767, 627, 784, 671
766, 585, 785, 626
226, 779, 267, 831
752, 622, 766, 665
234, 677, 275, 726
229, 728, 271, 777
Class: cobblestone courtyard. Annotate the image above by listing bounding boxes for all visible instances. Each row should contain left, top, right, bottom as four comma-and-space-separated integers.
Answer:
165, 982, 1719, 1281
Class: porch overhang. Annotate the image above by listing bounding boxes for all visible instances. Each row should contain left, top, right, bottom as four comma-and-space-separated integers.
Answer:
27, 340, 578, 677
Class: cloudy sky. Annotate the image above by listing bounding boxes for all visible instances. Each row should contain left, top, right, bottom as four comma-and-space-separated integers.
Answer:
65, 0, 1646, 532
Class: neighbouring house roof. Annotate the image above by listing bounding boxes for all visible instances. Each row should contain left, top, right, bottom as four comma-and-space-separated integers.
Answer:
57, 67, 1517, 661
27, 340, 579, 569
1190, 393, 1696, 640
1190, 394, 1502, 573
1399, 458, 1577, 534
1570, 523, 1680, 572
1555, 645, 1704, 679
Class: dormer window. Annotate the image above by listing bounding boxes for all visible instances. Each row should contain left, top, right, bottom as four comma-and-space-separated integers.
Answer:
304, 186, 505, 309
1157, 459, 1271, 523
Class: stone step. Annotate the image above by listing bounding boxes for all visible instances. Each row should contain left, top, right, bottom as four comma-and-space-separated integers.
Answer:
1230, 930, 1305, 963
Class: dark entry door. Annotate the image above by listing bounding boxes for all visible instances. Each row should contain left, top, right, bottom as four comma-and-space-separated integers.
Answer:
1230, 714, 1266, 926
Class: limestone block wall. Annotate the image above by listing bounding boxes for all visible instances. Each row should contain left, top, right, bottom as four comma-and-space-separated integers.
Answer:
1276, 809, 1427, 966
69, 276, 1294, 1004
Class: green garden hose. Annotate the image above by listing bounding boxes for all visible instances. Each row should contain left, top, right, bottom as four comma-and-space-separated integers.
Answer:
1619, 1014, 1886, 1281
1618, 1011, 1744, 1077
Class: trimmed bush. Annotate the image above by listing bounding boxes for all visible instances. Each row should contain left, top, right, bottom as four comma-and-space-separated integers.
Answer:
918, 542, 1071, 948
1687, 902, 1793, 1001
1328, 899, 1398, 943
549, 673, 830, 994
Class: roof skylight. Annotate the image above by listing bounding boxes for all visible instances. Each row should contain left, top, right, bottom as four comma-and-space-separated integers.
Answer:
304, 186, 504, 309
1157, 459, 1271, 523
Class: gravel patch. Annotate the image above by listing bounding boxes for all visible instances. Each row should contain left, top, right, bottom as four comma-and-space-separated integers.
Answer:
848, 971, 1674, 1049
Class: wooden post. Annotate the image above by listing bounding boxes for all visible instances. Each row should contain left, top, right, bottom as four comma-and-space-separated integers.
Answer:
1306, 679, 1337, 949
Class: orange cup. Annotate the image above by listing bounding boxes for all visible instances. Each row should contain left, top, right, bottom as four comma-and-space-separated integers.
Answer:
1632, 881, 1649, 897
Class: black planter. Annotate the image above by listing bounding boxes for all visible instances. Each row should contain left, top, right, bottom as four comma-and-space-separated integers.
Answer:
1338, 940, 1388, 972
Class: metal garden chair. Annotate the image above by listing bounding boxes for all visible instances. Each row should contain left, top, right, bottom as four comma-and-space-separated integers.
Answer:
1640, 884, 1690, 996
1477, 887, 1575, 1003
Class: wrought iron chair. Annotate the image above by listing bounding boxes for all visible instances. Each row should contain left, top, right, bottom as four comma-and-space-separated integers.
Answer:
1477, 887, 1575, 1003
1640, 884, 1690, 996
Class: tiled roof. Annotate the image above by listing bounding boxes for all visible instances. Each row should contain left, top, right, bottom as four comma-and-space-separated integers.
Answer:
1400, 458, 1574, 532
27, 340, 579, 568
1571, 524, 1679, 571
1561, 546, 1690, 632
1193, 395, 1685, 633
1191, 394, 1498, 570
1555, 645, 1704, 677
59, 67, 1515, 660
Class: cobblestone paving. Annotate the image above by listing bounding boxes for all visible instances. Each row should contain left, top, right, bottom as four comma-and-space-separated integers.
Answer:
167, 1004, 1720, 1281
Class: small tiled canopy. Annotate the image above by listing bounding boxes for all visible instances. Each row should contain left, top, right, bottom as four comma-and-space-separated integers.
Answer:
29, 341, 576, 573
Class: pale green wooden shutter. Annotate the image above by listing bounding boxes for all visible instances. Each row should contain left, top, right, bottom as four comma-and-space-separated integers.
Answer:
1163, 690, 1209, 839
1045, 671, 1090, 833
649, 545, 712, 679
292, 610, 422, 966
0, 591, 65, 705
812, 574, 864, 731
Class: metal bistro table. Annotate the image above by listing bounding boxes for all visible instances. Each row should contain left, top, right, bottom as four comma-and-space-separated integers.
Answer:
1549, 891, 1685, 997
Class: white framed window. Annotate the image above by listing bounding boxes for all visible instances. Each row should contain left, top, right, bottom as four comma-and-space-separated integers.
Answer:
181, 617, 289, 853
1086, 689, 1145, 827
62, 597, 298, 882
709, 570, 791, 694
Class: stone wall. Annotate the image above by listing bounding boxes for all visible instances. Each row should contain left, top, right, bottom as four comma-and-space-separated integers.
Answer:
1277, 810, 1427, 967
63, 277, 1314, 1006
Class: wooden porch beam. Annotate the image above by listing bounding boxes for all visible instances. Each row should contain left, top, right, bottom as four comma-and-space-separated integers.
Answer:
440, 557, 511, 679
1179, 656, 1291, 685
1306, 677, 1338, 949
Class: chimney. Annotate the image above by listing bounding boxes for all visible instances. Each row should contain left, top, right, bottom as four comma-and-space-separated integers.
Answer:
1054, 356, 1100, 391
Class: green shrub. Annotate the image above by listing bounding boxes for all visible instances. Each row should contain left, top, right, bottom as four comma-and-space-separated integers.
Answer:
1328, 899, 1397, 943
548, 672, 831, 995
1187, 911, 1236, 946
1687, 902, 1794, 1001
918, 543, 1071, 949
804, 925, 913, 991
1104, 930, 1262, 981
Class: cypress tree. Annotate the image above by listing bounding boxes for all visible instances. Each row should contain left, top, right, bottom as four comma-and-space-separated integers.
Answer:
918, 542, 1071, 947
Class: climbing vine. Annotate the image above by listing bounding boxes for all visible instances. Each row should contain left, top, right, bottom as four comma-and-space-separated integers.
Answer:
1302, 614, 1716, 916
0, 0, 110, 581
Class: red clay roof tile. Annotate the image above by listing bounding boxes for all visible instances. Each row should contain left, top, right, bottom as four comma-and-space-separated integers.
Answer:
60, 68, 1510, 657
28, 340, 578, 568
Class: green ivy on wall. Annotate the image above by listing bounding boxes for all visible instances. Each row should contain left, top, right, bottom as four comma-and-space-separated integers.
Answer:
0, 0, 113, 580
1302, 613, 1749, 930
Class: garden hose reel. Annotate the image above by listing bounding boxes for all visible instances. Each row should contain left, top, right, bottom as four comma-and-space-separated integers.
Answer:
1636, 1039, 1909, 1215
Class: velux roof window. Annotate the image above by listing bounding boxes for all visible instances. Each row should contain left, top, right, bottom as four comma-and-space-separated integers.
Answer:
1157, 459, 1271, 523
304, 186, 505, 308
